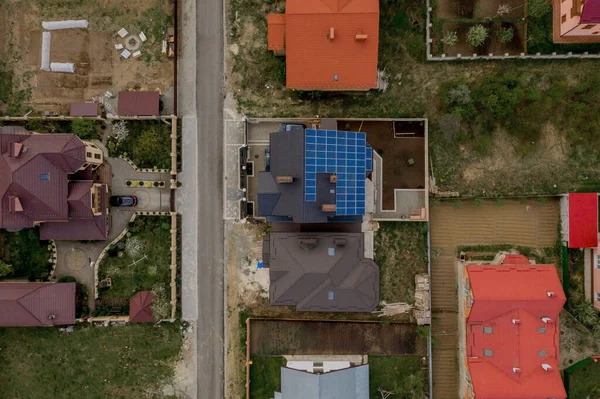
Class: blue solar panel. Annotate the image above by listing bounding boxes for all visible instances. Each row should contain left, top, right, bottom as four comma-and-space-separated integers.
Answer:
304, 129, 370, 215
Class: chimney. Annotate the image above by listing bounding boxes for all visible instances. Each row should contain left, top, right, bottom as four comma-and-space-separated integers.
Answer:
328, 27, 335, 40
276, 176, 294, 183
321, 204, 336, 212
512, 319, 520, 325
9, 142, 23, 157
8, 196, 23, 213
541, 363, 552, 371
541, 317, 552, 324
355, 33, 368, 41
547, 291, 556, 297
329, 174, 337, 183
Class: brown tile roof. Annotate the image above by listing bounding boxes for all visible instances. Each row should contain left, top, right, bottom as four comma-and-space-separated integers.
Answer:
268, 0, 379, 90
0, 282, 75, 326
70, 102, 99, 117
130, 291, 156, 322
117, 91, 160, 116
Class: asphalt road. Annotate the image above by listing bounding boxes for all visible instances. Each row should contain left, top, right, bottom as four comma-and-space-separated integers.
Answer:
196, 0, 224, 397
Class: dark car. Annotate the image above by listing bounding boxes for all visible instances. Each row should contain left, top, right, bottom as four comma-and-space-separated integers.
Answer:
265, 146, 271, 172
110, 195, 138, 207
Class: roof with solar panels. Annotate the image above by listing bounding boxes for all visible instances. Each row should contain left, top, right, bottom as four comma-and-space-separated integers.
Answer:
257, 127, 373, 223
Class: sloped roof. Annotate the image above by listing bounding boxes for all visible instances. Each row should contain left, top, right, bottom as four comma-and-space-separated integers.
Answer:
0, 133, 87, 229
466, 261, 566, 399
118, 91, 160, 116
130, 291, 156, 322
568, 192, 598, 248
0, 282, 76, 326
70, 102, 99, 117
581, 0, 600, 23
277, 365, 369, 399
268, 0, 379, 90
268, 232, 379, 312
267, 14, 286, 51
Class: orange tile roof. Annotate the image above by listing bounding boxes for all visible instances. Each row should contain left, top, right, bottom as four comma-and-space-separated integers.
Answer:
268, 0, 379, 90
267, 14, 286, 51
466, 262, 567, 399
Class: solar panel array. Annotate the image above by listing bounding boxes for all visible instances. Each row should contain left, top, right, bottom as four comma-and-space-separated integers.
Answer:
304, 129, 367, 216
366, 146, 373, 172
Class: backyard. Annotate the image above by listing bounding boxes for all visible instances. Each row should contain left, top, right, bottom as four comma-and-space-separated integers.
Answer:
248, 356, 286, 399
567, 359, 600, 399
97, 216, 171, 317
374, 222, 429, 304
227, 0, 600, 196
0, 228, 52, 281
107, 120, 172, 170
0, 323, 182, 399
369, 355, 427, 399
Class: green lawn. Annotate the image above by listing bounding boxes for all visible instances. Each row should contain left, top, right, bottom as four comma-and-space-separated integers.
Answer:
97, 217, 171, 316
107, 121, 172, 170
249, 356, 286, 399
374, 222, 428, 304
568, 361, 600, 399
0, 228, 52, 281
0, 323, 182, 399
369, 355, 427, 399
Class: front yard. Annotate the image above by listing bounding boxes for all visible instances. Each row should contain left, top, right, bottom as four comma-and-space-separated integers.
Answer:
97, 216, 172, 317
0, 323, 182, 399
374, 222, 429, 304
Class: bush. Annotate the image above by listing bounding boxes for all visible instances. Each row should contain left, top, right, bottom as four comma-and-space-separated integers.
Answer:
58, 276, 77, 283
467, 25, 489, 48
0, 260, 13, 278
441, 31, 458, 47
528, 0, 552, 19
71, 119, 99, 140
496, 26, 514, 44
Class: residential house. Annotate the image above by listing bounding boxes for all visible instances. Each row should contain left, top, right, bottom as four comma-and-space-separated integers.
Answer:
0, 282, 76, 326
267, 0, 379, 90
555, 0, 600, 42
274, 364, 369, 399
560, 193, 600, 308
463, 254, 566, 399
264, 232, 379, 312
257, 128, 373, 223
0, 129, 109, 240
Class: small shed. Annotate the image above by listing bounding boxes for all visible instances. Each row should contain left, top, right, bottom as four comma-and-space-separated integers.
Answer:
567, 193, 598, 248
129, 291, 156, 323
70, 102, 99, 117
118, 91, 160, 116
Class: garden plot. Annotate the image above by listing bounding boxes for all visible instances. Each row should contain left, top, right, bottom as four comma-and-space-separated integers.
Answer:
0, 0, 174, 115
107, 120, 173, 170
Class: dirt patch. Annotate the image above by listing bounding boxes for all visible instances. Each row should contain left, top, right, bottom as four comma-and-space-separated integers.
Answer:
436, 0, 478, 19
559, 309, 600, 370
250, 319, 423, 356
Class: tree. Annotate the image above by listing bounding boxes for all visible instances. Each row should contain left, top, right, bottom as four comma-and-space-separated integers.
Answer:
467, 25, 489, 48
441, 31, 458, 47
496, 26, 515, 44
71, 119, 99, 140
528, 0, 552, 19
0, 260, 13, 278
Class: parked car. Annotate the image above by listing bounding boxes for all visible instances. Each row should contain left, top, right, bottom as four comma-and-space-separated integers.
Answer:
279, 123, 305, 132
265, 146, 271, 172
110, 195, 138, 207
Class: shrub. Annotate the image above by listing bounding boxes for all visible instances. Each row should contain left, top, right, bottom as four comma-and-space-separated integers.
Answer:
0, 260, 13, 278
466, 25, 489, 48
528, 0, 552, 19
441, 31, 458, 47
58, 276, 77, 283
71, 119, 99, 140
496, 26, 515, 44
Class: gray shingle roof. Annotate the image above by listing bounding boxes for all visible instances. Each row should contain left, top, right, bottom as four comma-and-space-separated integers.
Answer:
277, 365, 369, 399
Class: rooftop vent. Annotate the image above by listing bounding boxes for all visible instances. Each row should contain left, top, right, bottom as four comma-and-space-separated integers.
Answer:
8, 142, 23, 157
541, 363, 552, 371
541, 317, 552, 324
512, 319, 520, 325
321, 204, 336, 212
330, 174, 338, 183
512, 367, 521, 374
333, 238, 346, 246
328, 291, 335, 300
355, 33, 368, 41
47, 314, 56, 320
299, 237, 318, 250
8, 196, 23, 213
276, 176, 294, 183
547, 291, 556, 297
328, 27, 335, 40
333, 74, 339, 82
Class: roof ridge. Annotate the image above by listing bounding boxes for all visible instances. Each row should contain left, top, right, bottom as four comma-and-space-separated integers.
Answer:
16, 285, 47, 325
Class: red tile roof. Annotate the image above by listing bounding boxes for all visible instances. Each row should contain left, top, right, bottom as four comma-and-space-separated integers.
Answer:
568, 193, 598, 248
268, 0, 379, 90
581, 0, 600, 23
267, 14, 286, 51
70, 102, 99, 117
0, 282, 75, 326
130, 291, 156, 323
466, 261, 566, 399
118, 91, 160, 116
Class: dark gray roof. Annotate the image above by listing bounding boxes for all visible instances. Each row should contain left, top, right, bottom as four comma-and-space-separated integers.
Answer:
276, 365, 369, 399
268, 232, 379, 312
257, 130, 353, 224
